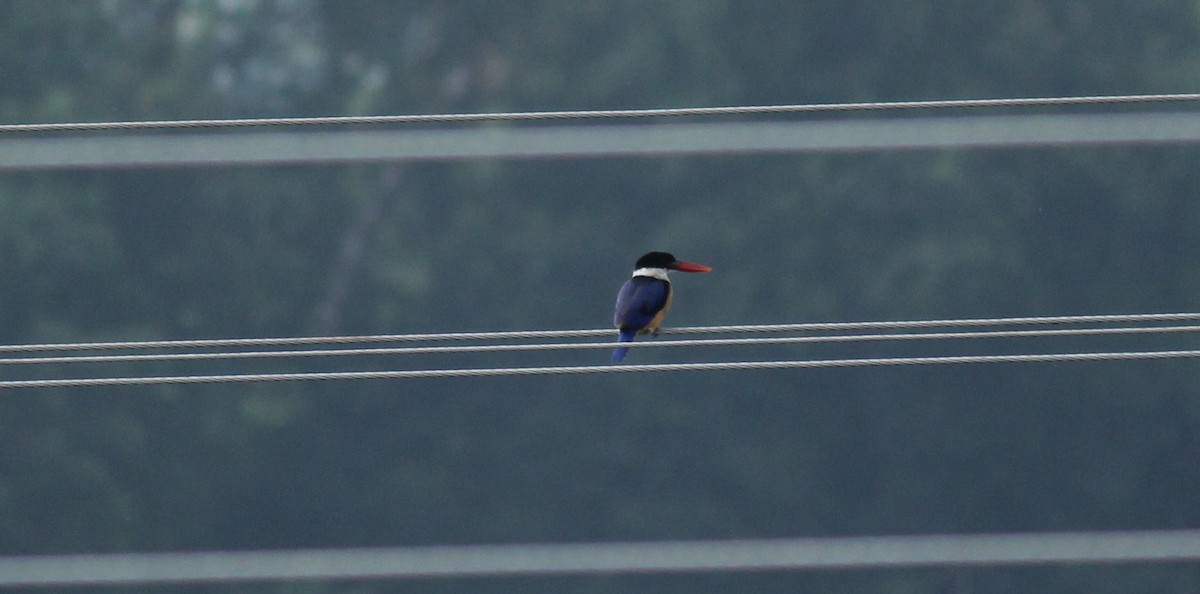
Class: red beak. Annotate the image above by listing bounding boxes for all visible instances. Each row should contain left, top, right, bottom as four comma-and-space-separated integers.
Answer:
669, 260, 712, 273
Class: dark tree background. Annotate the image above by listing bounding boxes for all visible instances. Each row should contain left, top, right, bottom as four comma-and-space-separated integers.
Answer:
2, 1, 1200, 592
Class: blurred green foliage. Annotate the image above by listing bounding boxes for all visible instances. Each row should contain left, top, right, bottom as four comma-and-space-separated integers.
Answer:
2, 1, 1200, 592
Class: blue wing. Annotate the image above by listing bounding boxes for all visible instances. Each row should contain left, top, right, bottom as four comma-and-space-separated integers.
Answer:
611, 277, 670, 363
612, 278, 667, 363
613, 277, 669, 331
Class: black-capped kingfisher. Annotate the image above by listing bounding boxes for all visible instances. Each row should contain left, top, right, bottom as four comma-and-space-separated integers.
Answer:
611, 251, 712, 363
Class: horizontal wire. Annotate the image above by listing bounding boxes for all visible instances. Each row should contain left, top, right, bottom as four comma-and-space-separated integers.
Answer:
4, 93, 1200, 133
11, 112, 1200, 171
4, 349, 1200, 389
4, 312, 1200, 354
1, 529, 1197, 587
4, 324, 1200, 366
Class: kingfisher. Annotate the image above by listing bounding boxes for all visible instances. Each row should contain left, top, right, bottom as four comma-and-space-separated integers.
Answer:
611, 251, 712, 363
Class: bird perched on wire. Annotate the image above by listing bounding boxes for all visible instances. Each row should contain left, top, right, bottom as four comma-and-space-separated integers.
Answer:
611, 251, 712, 363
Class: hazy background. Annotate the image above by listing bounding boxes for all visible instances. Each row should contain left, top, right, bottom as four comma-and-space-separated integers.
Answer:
2, 1, 1200, 592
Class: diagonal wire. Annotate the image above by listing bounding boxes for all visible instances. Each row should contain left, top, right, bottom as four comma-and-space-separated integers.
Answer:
4, 93, 1200, 133
3, 324, 1200, 366
10, 112, 1200, 171
4, 312, 1200, 354
4, 349, 1200, 389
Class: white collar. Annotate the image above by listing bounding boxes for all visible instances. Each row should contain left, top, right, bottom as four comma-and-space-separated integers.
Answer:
632, 267, 670, 281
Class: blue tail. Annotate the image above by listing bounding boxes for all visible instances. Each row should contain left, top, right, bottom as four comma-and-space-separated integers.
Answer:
611, 328, 638, 363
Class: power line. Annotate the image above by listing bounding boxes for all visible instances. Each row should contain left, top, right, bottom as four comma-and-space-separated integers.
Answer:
3, 324, 1200, 366
4, 349, 1200, 389
1, 529, 1197, 587
5, 312, 1200, 353
8, 112, 1200, 171
6, 313, 1197, 389
3, 93, 1200, 133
